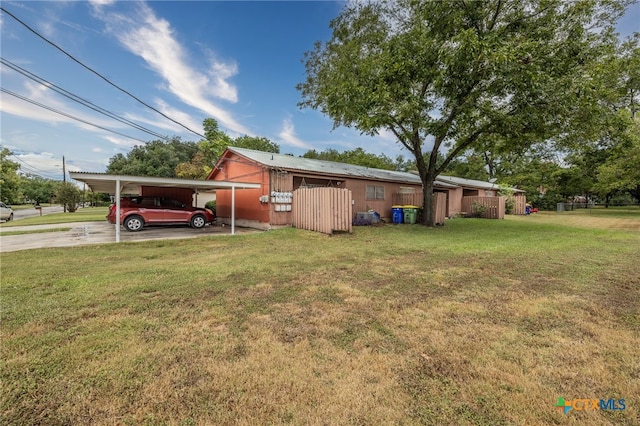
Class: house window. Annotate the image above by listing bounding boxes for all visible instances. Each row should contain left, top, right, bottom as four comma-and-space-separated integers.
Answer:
399, 186, 415, 194
366, 185, 385, 200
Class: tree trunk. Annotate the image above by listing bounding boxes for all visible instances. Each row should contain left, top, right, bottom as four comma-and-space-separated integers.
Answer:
422, 179, 435, 226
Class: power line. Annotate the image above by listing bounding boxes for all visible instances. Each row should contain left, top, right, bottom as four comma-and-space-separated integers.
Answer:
0, 6, 206, 139
1, 88, 150, 143
2, 57, 170, 141
9, 155, 61, 180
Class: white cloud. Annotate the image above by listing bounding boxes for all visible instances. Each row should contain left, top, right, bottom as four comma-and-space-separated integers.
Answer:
2, 82, 100, 134
94, 2, 251, 136
376, 128, 398, 142
278, 117, 313, 150
153, 98, 205, 137
14, 151, 65, 179
0, 81, 150, 146
37, 19, 55, 39
89, 0, 116, 9
103, 135, 139, 149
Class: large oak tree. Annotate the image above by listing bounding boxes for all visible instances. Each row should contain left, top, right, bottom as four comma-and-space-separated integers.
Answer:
298, 0, 629, 225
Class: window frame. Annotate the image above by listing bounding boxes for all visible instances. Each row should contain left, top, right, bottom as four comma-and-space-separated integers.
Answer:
365, 185, 385, 200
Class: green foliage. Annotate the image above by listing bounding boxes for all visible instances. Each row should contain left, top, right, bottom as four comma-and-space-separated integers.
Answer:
175, 151, 210, 180
57, 182, 82, 212
20, 175, 59, 204
302, 147, 410, 171
471, 201, 487, 218
498, 184, 516, 214
175, 119, 280, 179
232, 135, 279, 153
443, 153, 489, 181
593, 119, 640, 201
298, 0, 630, 225
196, 118, 234, 170
0, 148, 22, 204
106, 119, 282, 180
107, 137, 198, 177
86, 192, 111, 207
205, 200, 216, 213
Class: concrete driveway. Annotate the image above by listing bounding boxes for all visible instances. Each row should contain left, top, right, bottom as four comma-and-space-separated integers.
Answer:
0, 222, 259, 253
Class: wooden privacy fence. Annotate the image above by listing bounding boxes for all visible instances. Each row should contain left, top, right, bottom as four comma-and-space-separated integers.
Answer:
462, 196, 505, 219
292, 187, 352, 235
391, 191, 447, 225
433, 192, 447, 225
392, 193, 423, 206
513, 196, 527, 215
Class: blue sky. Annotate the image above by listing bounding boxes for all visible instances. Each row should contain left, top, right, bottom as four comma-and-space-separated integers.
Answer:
1, 1, 639, 181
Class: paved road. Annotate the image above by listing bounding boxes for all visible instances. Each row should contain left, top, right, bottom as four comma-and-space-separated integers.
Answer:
11, 205, 65, 220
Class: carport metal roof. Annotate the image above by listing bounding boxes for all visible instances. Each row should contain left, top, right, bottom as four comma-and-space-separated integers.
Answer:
69, 172, 261, 241
69, 172, 260, 194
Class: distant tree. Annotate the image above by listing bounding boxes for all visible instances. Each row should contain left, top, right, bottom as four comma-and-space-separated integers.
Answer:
21, 175, 59, 204
176, 119, 281, 179
298, 0, 629, 225
197, 118, 234, 168
173, 119, 230, 179
0, 148, 22, 204
302, 147, 409, 171
302, 148, 342, 163
393, 155, 415, 172
442, 153, 489, 181
233, 135, 280, 153
57, 182, 82, 212
594, 120, 640, 203
175, 151, 211, 180
106, 137, 198, 177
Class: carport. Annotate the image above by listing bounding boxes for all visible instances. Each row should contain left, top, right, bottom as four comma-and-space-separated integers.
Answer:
69, 172, 261, 242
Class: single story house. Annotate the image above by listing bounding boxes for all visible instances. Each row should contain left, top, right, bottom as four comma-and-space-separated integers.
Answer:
207, 147, 524, 229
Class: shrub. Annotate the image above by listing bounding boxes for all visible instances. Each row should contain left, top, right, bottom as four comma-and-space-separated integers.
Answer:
205, 200, 216, 213
57, 182, 82, 212
471, 201, 487, 218
498, 184, 515, 214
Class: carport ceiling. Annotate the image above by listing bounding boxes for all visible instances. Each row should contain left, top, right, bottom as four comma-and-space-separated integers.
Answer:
69, 172, 261, 194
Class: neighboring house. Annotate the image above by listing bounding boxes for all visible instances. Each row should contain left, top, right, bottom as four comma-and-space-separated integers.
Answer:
207, 147, 524, 229
434, 175, 526, 215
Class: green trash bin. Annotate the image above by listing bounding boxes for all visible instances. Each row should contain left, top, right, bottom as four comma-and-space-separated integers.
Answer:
403, 205, 418, 224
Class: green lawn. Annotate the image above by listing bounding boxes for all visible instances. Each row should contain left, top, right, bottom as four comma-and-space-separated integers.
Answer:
1, 217, 638, 425
0, 207, 109, 228
0, 227, 72, 236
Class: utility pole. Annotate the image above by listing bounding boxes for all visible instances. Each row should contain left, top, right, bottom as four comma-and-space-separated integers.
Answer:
63, 155, 66, 212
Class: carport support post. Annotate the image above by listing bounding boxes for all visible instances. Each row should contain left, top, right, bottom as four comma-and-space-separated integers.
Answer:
115, 177, 121, 243
231, 185, 235, 235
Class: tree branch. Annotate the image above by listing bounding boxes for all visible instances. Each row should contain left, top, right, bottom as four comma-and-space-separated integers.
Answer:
387, 122, 413, 153
437, 121, 495, 174
488, 0, 503, 31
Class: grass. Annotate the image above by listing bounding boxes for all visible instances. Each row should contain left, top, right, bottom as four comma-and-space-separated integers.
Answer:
511, 209, 640, 232
1, 215, 639, 425
0, 227, 72, 236
0, 207, 108, 228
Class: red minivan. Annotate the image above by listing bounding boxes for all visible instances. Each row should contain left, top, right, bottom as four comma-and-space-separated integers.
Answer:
107, 196, 215, 232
